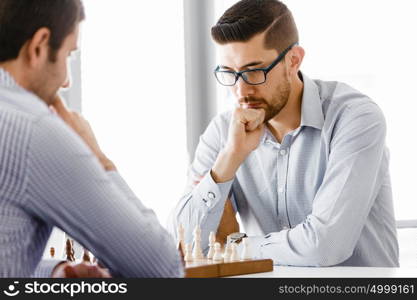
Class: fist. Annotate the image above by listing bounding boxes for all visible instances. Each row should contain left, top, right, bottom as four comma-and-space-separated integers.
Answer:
52, 262, 111, 278
226, 107, 265, 157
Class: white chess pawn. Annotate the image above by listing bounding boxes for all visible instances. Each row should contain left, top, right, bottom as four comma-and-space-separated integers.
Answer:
223, 243, 232, 262
177, 223, 185, 250
184, 243, 193, 262
207, 232, 216, 259
192, 226, 204, 260
230, 243, 239, 262
240, 238, 252, 260
212, 242, 223, 261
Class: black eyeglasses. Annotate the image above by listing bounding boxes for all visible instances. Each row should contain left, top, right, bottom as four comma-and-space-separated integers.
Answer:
214, 42, 298, 86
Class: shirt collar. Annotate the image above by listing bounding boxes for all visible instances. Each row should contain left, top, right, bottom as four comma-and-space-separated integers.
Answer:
0, 68, 20, 89
300, 72, 325, 130
261, 72, 325, 144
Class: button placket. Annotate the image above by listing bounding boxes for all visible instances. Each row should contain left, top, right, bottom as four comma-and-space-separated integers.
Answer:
277, 145, 291, 228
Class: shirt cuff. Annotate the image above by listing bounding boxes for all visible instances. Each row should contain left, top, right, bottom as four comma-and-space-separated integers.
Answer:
32, 259, 65, 278
196, 171, 234, 209
247, 236, 269, 259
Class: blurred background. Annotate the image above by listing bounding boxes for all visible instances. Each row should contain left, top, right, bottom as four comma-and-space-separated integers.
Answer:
48, 0, 417, 265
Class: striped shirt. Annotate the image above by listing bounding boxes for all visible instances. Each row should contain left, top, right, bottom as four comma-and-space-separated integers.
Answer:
169, 72, 399, 267
0, 68, 183, 277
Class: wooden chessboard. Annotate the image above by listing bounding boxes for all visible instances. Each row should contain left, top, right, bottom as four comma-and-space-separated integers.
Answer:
184, 258, 273, 278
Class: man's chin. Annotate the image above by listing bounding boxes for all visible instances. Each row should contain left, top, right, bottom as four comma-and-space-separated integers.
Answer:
46, 93, 60, 106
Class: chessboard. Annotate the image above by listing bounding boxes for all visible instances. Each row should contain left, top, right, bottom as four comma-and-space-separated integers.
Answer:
184, 258, 273, 278
177, 224, 274, 278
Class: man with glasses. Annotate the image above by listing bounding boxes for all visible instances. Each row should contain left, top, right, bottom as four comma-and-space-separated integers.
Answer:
169, 0, 399, 267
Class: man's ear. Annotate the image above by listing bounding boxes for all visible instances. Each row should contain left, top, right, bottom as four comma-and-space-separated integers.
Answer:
25, 27, 51, 68
286, 46, 305, 77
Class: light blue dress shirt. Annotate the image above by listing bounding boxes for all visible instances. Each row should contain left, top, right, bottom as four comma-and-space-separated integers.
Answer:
0, 68, 183, 277
169, 72, 399, 267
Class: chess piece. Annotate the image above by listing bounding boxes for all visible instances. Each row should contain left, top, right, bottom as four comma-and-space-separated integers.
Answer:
50, 247, 55, 258
230, 243, 239, 262
241, 238, 252, 260
223, 243, 232, 262
192, 226, 204, 260
206, 231, 216, 259
184, 243, 193, 262
65, 239, 75, 262
212, 242, 223, 261
177, 223, 185, 250
82, 248, 91, 263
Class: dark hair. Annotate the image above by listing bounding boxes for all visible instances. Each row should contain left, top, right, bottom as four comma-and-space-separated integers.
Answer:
0, 0, 85, 62
211, 0, 298, 53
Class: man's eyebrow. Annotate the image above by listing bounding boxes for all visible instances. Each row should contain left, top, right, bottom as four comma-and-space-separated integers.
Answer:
219, 61, 264, 70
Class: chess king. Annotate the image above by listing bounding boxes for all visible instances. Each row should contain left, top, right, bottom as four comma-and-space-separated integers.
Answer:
0, 0, 183, 277
169, 0, 399, 267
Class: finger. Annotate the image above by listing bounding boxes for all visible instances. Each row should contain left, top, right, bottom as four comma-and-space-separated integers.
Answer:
87, 265, 111, 278
245, 116, 262, 131
51, 96, 72, 120
49, 106, 57, 114
63, 265, 79, 278
245, 109, 265, 131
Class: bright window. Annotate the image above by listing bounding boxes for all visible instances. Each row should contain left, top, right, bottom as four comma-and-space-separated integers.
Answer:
80, 0, 187, 224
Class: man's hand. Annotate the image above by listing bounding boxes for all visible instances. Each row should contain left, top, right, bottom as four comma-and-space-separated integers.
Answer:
50, 96, 116, 171
211, 107, 265, 183
52, 262, 111, 278
227, 107, 265, 155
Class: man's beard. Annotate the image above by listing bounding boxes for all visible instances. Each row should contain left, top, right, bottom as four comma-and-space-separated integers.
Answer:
239, 78, 291, 123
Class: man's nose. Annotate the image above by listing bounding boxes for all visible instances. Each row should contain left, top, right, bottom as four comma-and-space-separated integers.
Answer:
61, 79, 70, 89
234, 76, 255, 99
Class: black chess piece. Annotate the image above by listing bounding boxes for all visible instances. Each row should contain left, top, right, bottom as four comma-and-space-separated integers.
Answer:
65, 238, 75, 262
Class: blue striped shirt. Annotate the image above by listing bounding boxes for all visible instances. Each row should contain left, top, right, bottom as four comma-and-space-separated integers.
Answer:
169, 73, 399, 267
0, 68, 183, 277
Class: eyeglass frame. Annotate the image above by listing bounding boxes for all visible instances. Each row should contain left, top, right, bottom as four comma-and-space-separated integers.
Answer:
214, 42, 299, 86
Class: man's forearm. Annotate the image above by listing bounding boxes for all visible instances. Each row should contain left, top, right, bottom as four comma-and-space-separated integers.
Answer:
211, 149, 246, 183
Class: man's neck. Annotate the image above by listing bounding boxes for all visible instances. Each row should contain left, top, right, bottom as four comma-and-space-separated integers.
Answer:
267, 76, 304, 143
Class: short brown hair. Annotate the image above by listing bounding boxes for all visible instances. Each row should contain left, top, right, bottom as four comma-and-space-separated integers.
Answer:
211, 0, 298, 53
0, 0, 85, 62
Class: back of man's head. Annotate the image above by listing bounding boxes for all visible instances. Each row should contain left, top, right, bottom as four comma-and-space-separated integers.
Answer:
211, 0, 298, 53
0, 0, 85, 62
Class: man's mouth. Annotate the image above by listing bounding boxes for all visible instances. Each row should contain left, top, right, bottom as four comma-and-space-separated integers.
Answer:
240, 102, 264, 109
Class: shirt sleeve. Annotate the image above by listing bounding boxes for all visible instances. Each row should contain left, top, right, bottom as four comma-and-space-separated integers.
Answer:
167, 114, 234, 252
24, 113, 184, 277
250, 102, 389, 266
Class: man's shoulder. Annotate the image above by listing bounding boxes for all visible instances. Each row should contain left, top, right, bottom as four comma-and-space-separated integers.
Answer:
314, 79, 383, 124
0, 87, 50, 122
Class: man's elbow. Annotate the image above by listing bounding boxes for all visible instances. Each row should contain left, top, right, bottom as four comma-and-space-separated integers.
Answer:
306, 241, 354, 267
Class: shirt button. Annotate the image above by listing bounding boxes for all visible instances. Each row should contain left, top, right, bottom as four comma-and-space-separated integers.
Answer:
207, 192, 216, 200
280, 149, 287, 156
278, 187, 284, 193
